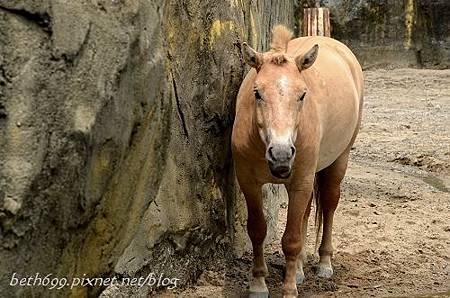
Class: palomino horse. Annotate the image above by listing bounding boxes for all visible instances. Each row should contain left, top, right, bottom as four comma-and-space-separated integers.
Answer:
231, 25, 363, 298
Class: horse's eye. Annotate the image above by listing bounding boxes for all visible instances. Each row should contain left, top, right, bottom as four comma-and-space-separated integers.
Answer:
298, 92, 306, 102
254, 90, 263, 101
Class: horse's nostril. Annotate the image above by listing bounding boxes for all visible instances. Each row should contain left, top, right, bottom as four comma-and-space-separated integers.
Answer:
290, 146, 296, 157
268, 146, 276, 161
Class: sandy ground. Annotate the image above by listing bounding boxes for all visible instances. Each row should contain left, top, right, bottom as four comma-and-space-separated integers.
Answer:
154, 69, 450, 297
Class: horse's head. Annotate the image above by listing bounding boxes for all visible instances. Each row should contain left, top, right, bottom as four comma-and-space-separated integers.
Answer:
242, 26, 319, 179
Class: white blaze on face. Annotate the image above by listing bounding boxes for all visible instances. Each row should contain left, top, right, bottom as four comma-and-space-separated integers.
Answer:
276, 75, 289, 96
271, 75, 293, 144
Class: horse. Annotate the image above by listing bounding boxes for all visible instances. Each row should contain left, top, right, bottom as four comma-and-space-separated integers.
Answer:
231, 25, 364, 298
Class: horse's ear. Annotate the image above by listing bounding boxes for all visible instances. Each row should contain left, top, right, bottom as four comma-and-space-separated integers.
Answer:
242, 42, 262, 69
295, 44, 319, 71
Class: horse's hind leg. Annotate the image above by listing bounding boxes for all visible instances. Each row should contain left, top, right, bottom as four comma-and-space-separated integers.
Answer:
239, 181, 269, 297
316, 151, 350, 278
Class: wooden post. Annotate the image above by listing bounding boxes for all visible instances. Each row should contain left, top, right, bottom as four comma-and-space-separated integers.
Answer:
302, 7, 331, 37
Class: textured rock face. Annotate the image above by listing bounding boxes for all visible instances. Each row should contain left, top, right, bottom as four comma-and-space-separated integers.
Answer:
302, 0, 450, 68
0, 1, 295, 297
415, 0, 450, 68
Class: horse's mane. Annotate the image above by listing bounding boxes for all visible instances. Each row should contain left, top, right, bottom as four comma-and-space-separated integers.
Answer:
270, 25, 293, 53
269, 25, 293, 65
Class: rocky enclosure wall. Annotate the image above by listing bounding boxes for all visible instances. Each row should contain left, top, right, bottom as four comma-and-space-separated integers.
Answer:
303, 0, 450, 68
0, 0, 296, 297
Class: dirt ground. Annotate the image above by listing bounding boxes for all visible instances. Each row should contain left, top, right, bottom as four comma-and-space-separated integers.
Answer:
155, 69, 450, 297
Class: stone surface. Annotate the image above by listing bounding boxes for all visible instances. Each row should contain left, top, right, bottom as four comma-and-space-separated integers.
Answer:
0, 1, 294, 297
300, 0, 450, 68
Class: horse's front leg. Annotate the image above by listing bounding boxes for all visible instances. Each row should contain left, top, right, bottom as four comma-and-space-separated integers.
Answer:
282, 177, 314, 298
240, 181, 269, 297
296, 195, 312, 286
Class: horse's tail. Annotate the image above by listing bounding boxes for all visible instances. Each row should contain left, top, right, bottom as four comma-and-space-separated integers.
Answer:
313, 174, 322, 252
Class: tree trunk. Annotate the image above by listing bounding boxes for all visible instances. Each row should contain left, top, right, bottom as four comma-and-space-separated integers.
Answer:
302, 7, 331, 37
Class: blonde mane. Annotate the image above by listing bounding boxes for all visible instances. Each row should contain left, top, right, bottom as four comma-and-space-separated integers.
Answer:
270, 25, 293, 52
269, 25, 293, 65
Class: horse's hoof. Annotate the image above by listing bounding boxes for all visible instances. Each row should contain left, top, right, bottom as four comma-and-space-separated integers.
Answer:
249, 291, 269, 298
296, 271, 305, 285
316, 264, 333, 278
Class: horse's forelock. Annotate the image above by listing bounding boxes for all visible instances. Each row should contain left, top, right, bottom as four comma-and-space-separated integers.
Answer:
269, 53, 288, 65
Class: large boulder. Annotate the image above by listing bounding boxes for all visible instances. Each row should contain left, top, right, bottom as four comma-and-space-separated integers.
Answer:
0, 1, 294, 297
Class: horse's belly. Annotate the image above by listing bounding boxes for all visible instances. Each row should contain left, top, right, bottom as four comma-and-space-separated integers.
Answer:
316, 97, 360, 172
316, 132, 353, 172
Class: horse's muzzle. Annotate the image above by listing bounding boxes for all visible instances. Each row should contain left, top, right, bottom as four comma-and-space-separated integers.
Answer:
269, 164, 292, 179
266, 144, 295, 179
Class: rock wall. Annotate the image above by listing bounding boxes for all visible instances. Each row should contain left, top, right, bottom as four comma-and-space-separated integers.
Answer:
300, 0, 450, 68
0, 0, 296, 297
